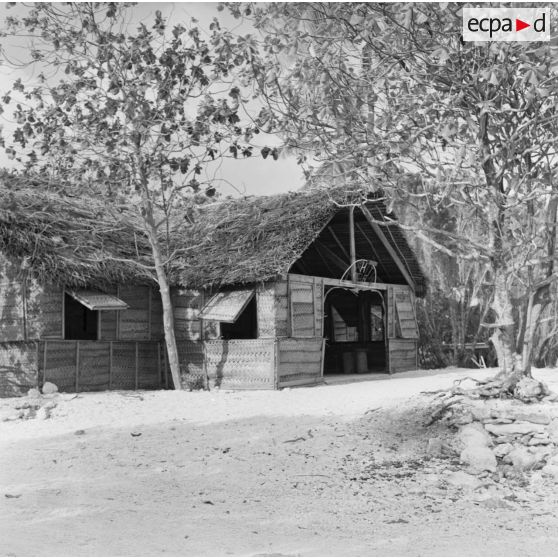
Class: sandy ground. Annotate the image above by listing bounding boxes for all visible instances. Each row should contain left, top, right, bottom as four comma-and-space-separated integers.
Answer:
2, 367, 558, 556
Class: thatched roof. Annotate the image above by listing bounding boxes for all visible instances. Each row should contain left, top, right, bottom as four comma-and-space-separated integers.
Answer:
0, 177, 154, 288
0, 177, 426, 294
170, 187, 426, 294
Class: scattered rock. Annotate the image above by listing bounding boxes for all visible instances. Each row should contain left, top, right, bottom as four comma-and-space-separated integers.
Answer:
548, 419, 558, 444
458, 423, 493, 448
485, 422, 546, 437
512, 412, 551, 425
426, 438, 444, 456
1, 409, 23, 422
515, 376, 548, 400
483, 417, 514, 424
460, 445, 497, 473
470, 404, 491, 422
508, 447, 540, 471
478, 496, 514, 509
494, 435, 515, 444
35, 407, 50, 420
453, 410, 474, 426
541, 464, 558, 481
445, 470, 482, 489
42, 400, 57, 411
26, 388, 41, 398
493, 443, 513, 458
41, 382, 58, 395
527, 436, 551, 446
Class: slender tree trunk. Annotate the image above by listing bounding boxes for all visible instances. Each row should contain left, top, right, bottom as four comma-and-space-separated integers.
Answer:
490, 266, 521, 379
136, 167, 182, 390
143, 215, 182, 390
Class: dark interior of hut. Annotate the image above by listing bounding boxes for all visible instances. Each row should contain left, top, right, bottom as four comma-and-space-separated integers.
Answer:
64, 293, 98, 340
220, 296, 258, 340
323, 287, 387, 375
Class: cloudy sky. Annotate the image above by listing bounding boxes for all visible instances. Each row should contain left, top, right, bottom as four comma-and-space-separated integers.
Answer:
0, 2, 304, 197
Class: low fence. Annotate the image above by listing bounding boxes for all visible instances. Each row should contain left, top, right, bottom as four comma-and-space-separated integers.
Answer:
38, 340, 165, 393
178, 339, 276, 390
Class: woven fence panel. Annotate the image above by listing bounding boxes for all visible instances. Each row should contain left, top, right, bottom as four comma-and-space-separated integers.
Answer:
205, 339, 274, 390
111, 342, 136, 390
77, 341, 110, 392
40, 340, 77, 392
38, 340, 163, 393
138, 343, 160, 389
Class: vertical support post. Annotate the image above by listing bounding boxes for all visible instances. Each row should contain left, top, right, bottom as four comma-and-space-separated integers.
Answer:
109, 341, 113, 390
157, 342, 162, 388
22, 273, 28, 342
116, 286, 120, 341
135, 341, 139, 390
147, 287, 152, 340
42, 340, 48, 387
273, 339, 279, 390
61, 287, 66, 339
75, 341, 80, 393
349, 206, 357, 283
320, 338, 326, 382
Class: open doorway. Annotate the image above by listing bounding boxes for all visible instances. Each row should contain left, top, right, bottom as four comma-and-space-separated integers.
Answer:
323, 287, 386, 374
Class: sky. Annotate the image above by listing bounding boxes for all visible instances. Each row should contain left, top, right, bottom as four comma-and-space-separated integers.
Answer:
0, 2, 305, 198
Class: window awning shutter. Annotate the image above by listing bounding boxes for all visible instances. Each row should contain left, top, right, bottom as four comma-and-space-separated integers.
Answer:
68, 291, 129, 311
200, 289, 254, 323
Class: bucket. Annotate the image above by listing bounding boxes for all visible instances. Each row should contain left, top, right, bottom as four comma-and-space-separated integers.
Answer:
356, 350, 368, 373
342, 352, 355, 374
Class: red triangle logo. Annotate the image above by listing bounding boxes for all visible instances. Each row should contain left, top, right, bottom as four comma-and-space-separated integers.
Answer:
516, 18, 530, 32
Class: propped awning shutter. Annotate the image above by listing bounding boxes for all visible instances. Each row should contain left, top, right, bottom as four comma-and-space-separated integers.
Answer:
199, 289, 254, 323
68, 290, 129, 311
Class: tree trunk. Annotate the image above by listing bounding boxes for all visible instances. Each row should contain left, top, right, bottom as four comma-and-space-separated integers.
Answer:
136, 174, 182, 390
150, 238, 182, 390
490, 267, 523, 383
143, 218, 181, 390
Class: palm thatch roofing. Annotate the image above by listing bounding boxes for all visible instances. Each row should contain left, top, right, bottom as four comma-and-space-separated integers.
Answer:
169, 186, 426, 294
0, 176, 426, 294
0, 177, 154, 288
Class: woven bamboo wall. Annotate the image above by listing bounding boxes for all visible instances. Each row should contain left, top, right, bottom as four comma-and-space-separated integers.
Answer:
205, 339, 275, 389
26, 283, 64, 340
277, 337, 324, 388
118, 286, 151, 340
37, 340, 164, 393
176, 339, 275, 390
0, 257, 26, 341
0, 341, 38, 396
